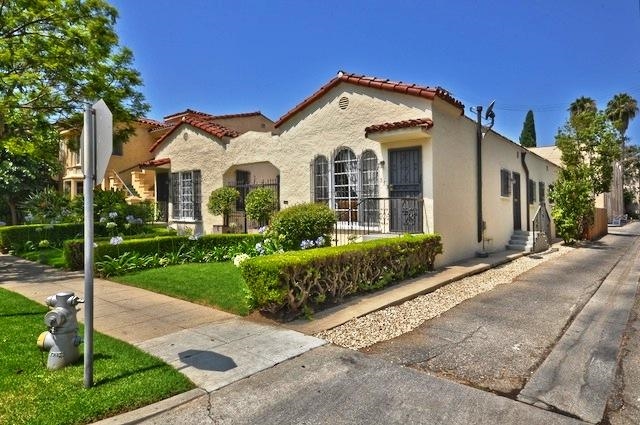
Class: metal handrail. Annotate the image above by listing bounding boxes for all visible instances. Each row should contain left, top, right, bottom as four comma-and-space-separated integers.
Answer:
110, 169, 137, 198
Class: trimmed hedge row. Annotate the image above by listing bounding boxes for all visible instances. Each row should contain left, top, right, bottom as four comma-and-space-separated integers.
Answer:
0, 224, 87, 251
0, 223, 174, 253
241, 233, 442, 319
64, 233, 265, 270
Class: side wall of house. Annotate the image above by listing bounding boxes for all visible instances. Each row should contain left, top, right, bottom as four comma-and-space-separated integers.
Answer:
430, 102, 478, 265
431, 103, 559, 265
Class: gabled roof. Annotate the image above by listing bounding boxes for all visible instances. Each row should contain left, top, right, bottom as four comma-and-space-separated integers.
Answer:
365, 118, 434, 137
275, 71, 464, 128
149, 117, 239, 153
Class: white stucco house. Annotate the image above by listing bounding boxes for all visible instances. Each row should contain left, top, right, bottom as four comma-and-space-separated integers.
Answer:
143, 71, 560, 266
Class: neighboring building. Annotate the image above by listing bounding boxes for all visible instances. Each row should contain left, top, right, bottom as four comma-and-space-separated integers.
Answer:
530, 146, 625, 222
148, 71, 560, 266
59, 110, 274, 221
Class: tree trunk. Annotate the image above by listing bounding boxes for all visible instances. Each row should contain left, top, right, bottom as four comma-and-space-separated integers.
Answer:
6, 198, 18, 225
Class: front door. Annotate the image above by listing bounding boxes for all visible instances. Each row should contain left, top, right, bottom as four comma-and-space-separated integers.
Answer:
388, 147, 423, 233
156, 172, 169, 222
512, 172, 521, 231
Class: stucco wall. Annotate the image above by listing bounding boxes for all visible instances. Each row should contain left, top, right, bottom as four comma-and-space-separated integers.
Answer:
430, 105, 559, 266
157, 81, 559, 266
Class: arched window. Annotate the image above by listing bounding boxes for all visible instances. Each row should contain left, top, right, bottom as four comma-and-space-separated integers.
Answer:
334, 148, 358, 222
313, 155, 329, 204
360, 150, 379, 224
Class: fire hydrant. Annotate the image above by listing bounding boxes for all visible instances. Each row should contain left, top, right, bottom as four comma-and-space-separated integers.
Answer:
37, 292, 83, 370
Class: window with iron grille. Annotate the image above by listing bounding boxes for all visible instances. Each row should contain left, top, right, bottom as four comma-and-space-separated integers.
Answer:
171, 170, 202, 220
500, 169, 511, 197
360, 150, 379, 223
539, 181, 545, 203
334, 148, 358, 222
313, 155, 329, 204
528, 179, 536, 204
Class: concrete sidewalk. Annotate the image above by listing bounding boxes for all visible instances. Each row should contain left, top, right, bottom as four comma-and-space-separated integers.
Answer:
0, 246, 529, 423
0, 256, 326, 394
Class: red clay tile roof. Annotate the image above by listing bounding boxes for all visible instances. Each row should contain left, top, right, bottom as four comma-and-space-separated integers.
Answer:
136, 117, 167, 128
164, 109, 265, 121
149, 117, 239, 153
139, 158, 171, 168
275, 71, 464, 128
365, 118, 434, 137
163, 109, 215, 120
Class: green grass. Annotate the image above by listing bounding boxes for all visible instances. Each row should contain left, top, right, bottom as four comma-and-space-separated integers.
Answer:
112, 262, 252, 315
19, 248, 66, 268
0, 288, 194, 425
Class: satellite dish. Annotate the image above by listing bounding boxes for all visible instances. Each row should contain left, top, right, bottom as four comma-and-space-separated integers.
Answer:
485, 100, 496, 120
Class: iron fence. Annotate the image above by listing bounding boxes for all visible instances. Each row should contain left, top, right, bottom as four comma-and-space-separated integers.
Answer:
333, 197, 425, 245
224, 178, 280, 233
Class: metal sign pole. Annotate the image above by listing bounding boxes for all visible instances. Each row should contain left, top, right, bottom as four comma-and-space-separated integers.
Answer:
83, 103, 95, 389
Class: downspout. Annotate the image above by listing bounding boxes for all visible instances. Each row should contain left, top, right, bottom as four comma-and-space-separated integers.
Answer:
476, 108, 483, 243
521, 151, 530, 231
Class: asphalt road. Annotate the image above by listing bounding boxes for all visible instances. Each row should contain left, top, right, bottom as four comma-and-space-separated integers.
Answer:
120, 224, 640, 424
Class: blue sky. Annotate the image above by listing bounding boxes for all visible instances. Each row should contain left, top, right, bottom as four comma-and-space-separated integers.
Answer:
109, 0, 640, 147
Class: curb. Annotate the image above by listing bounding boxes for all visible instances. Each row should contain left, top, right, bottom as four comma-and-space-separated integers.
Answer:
91, 388, 207, 424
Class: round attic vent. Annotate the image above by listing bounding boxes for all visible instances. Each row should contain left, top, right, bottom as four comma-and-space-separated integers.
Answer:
338, 96, 349, 110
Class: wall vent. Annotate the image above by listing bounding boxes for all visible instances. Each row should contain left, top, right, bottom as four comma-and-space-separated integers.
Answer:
338, 96, 349, 110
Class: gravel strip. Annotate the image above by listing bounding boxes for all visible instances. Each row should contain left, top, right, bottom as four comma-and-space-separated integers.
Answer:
316, 246, 573, 350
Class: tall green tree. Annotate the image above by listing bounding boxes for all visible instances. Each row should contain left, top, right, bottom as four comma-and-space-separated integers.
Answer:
0, 0, 149, 223
519, 110, 537, 147
551, 106, 620, 242
568, 96, 597, 121
605, 93, 638, 138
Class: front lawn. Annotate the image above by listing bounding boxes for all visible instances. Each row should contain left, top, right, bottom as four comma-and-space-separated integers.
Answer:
19, 247, 66, 268
0, 288, 194, 425
111, 262, 252, 315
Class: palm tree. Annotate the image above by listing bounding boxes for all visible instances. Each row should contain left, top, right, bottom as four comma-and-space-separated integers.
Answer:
605, 93, 638, 137
568, 96, 597, 119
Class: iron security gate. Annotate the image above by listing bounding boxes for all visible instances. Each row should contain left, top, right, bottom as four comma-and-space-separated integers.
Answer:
388, 147, 423, 233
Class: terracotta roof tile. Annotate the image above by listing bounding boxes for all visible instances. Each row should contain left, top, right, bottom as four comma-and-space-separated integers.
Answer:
275, 71, 464, 128
136, 117, 166, 128
163, 109, 265, 121
149, 117, 239, 153
139, 158, 171, 168
365, 118, 434, 137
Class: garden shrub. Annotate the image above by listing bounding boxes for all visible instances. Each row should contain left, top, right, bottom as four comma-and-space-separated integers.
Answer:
245, 187, 277, 226
207, 187, 240, 217
270, 203, 336, 251
0, 223, 85, 252
64, 233, 264, 270
241, 233, 442, 319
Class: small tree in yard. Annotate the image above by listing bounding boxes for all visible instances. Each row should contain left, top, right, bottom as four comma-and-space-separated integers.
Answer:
245, 187, 277, 226
207, 187, 240, 226
551, 106, 620, 243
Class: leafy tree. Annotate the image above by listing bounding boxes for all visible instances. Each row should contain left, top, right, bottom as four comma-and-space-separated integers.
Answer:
245, 187, 277, 226
551, 105, 620, 242
207, 187, 240, 225
0, 0, 149, 223
519, 110, 537, 147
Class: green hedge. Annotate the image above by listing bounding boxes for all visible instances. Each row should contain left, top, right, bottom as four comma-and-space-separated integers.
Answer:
0, 223, 173, 253
241, 233, 442, 319
64, 233, 264, 270
0, 224, 86, 252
